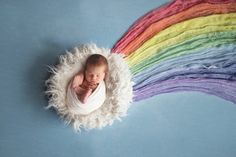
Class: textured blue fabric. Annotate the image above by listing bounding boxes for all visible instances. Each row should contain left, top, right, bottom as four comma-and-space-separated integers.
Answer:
1, 0, 236, 157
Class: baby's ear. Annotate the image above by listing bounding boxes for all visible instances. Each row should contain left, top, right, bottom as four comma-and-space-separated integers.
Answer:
104, 71, 109, 80
105, 69, 109, 75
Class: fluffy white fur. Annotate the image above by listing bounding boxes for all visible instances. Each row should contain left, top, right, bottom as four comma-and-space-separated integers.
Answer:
45, 44, 133, 132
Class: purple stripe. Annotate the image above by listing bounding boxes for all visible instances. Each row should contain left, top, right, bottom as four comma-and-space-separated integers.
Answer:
134, 78, 236, 104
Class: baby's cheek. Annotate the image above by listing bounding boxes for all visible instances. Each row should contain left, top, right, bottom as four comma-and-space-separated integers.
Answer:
99, 76, 104, 82
102, 74, 106, 80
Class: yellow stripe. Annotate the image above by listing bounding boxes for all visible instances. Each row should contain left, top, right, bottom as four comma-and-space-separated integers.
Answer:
127, 13, 236, 66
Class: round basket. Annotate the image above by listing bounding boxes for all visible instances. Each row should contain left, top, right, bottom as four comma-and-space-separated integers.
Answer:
45, 44, 133, 131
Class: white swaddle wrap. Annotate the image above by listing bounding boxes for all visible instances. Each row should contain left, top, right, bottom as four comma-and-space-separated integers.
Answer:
66, 81, 106, 115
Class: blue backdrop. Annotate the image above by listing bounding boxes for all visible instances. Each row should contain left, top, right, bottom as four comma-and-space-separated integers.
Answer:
0, 0, 236, 157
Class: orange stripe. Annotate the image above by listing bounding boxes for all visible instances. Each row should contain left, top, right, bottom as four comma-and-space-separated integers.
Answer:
123, 3, 236, 56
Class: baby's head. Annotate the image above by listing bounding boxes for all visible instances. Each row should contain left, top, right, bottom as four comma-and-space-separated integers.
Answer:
84, 54, 108, 84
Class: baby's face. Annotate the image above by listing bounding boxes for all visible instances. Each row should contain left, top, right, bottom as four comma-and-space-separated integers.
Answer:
85, 65, 106, 84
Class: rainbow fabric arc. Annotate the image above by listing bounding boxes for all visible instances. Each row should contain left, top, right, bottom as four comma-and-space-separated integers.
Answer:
112, 0, 236, 103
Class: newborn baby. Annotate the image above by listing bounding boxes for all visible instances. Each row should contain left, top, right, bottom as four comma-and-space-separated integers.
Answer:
71, 54, 108, 104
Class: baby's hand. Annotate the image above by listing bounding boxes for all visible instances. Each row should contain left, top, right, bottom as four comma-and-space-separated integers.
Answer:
87, 83, 97, 89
